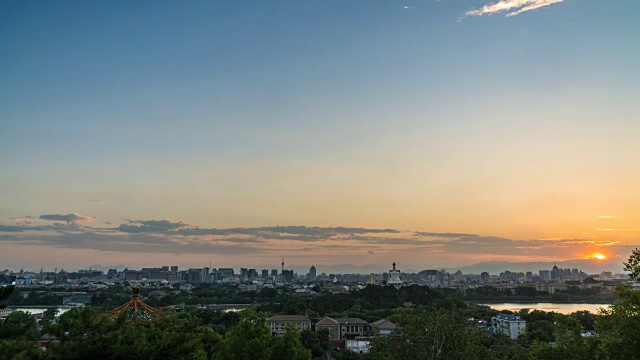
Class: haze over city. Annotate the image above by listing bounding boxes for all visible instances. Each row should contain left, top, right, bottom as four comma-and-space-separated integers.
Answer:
1, 1, 639, 272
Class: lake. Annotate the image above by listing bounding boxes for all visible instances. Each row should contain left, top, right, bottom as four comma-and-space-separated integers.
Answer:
481, 303, 611, 314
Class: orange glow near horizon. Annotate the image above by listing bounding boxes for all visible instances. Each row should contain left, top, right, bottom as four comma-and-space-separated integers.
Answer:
593, 253, 607, 260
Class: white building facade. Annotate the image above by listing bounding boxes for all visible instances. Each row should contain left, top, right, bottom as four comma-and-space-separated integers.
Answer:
492, 314, 526, 339
388, 263, 402, 288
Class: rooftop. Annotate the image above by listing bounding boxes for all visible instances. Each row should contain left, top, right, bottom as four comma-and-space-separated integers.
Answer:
267, 315, 311, 321
493, 314, 524, 322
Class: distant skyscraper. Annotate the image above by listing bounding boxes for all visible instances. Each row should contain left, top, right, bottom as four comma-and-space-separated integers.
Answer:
262, 269, 269, 278
551, 265, 561, 281
539, 270, 550, 281
481, 272, 489, 283
369, 273, 376, 285
271, 269, 278, 277
571, 268, 579, 280
282, 269, 294, 282
309, 266, 317, 281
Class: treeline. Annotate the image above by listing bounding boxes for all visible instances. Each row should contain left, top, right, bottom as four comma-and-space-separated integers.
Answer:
0, 307, 311, 359
1, 286, 639, 360
256, 285, 482, 322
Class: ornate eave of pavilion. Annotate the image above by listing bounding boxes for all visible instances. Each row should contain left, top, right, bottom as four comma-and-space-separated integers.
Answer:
102, 286, 163, 323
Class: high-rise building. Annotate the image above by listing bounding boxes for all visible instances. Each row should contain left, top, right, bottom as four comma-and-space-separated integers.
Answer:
539, 270, 551, 280
218, 268, 234, 280
369, 273, 376, 284
571, 268, 579, 280
187, 268, 202, 283
262, 269, 269, 278
271, 269, 278, 277
481, 272, 490, 283
282, 269, 294, 282
551, 265, 561, 281
309, 266, 317, 281
170, 266, 178, 272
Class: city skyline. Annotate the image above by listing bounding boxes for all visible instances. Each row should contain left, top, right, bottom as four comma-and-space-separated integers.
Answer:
2, 1, 639, 270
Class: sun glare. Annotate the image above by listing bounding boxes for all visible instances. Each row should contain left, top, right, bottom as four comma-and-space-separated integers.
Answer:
593, 253, 607, 260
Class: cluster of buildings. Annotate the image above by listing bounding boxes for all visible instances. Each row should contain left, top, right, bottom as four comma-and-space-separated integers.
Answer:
264, 311, 527, 352
266, 315, 396, 354
1, 262, 632, 297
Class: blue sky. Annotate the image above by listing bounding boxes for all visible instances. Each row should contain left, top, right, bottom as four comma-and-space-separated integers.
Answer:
1, 0, 639, 269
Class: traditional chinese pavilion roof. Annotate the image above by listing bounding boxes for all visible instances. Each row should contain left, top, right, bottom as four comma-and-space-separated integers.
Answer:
102, 286, 163, 322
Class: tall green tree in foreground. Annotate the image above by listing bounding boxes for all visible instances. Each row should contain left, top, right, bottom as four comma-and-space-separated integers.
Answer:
594, 248, 640, 359
214, 309, 311, 360
367, 308, 488, 360
0, 310, 41, 359
623, 248, 640, 281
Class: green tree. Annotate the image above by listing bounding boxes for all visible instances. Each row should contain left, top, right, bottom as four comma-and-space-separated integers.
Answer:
44, 306, 210, 359
624, 248, 640, 281
0, 310, 43, 360
214, 309, 273, 360
0, 311, 39, 340
0, 285, 15, 309
368, 308, 489, 360
482, 333, 528, 360
524, 320, 555, 343
215, 309, 311, 360
527, 316, 597, 360
271, 325, 312, 360
39, 307, 60, 337
595, 285, 640, 359
570, 310, 597, 331
300, 328, 329, 357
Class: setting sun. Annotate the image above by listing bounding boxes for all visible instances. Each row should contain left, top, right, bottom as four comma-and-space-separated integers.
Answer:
593, 253, 607, 260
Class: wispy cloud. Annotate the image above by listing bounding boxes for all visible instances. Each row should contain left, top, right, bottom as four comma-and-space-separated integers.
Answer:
39, 213, 95, 224
466, 0, 563, 17
10, 216, 37, 225
0, 214, 634, 265
598, 215, 619, 219
413, 231, 477, 238
117, 219, 191, 233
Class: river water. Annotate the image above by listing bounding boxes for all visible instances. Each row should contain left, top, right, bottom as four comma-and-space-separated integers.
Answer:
12, 304, 610, 317
481, 303, 611, 314
12, 307, 72, 316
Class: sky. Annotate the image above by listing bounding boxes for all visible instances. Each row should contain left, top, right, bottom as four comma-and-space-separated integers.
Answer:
1, 0, 639, 273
